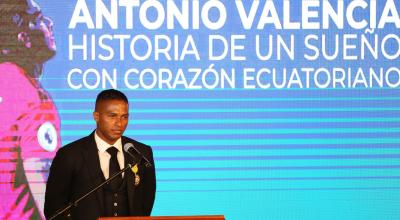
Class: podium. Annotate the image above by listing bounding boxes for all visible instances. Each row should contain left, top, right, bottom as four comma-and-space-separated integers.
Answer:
98, 215, 225, 220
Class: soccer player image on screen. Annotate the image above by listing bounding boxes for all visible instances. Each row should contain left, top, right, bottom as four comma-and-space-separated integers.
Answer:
0, 0, 61, 219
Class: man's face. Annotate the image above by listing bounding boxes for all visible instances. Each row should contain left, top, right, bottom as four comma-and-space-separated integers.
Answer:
93, 100, 129, 145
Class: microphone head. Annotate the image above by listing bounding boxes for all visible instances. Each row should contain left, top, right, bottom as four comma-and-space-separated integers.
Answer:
123, 142, 152, 167
123, 143, 134, 152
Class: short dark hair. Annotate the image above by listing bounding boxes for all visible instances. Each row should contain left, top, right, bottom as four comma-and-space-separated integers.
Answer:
95, 89, 128, 110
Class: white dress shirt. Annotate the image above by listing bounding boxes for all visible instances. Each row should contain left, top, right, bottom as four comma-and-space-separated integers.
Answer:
95, 131, 125, 179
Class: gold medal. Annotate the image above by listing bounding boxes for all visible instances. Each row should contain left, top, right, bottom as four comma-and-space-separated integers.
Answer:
131, 164, 140, 186
134, 174, 140, 186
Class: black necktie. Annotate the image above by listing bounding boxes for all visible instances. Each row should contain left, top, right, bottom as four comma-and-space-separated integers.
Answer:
106, 146, 122, 191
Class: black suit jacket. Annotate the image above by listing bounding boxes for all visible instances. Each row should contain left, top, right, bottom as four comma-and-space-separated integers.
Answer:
44, 132, 156, 220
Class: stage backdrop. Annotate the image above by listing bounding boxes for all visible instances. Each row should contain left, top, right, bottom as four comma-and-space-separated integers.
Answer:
1, 0, 400, 219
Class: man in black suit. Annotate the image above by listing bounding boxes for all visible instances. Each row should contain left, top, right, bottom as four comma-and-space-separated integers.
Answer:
44, 89, 156, 220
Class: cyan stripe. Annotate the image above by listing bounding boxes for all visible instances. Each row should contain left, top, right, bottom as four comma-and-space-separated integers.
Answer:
46, 87, 400, 91
157, 176, 400, 182
61, 117, 400, 125
157, 179, 400, 191
59, 137, 400, 146
60, 127, 400, 136
59, 107, 400, 114
155, 167, 400, 182
153, 148, 400, 158
156, 187, 400, 192
157, 165, 400, 172
156, 158, 400, 170
53, 97, 400, 103
155, 154, 400, 162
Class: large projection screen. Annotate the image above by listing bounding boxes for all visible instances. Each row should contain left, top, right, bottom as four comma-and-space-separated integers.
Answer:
1, 1, 399, 219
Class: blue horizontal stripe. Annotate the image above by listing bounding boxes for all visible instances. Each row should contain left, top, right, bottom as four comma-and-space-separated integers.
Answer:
46, 87, 400, 91
157, 187, 400, 193
60, 127, 400, 136
157, 178, 400, 191
155, 154, 400, 161
53, 97, 400, 103
153, 148, 400, 159
57, 110, 400, 120
59, 138, 400, 147
158, 176, 400, 182
158, 168, 393, 182
61, 117, 400, 125
155, 158, 400, 169
157, 165, 400, 172
58, 107, 400, 114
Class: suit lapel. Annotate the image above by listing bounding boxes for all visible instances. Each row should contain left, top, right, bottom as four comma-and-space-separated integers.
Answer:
81, 132, 105, 213
122, 138, 137, 214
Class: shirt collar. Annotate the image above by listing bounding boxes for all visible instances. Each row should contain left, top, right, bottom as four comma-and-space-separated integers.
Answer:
94, 130, 123, 153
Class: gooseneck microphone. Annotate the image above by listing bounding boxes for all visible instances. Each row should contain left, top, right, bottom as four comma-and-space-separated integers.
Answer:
123, 143, 152, 167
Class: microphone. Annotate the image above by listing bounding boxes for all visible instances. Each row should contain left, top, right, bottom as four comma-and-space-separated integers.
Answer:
124, 143, 152, 167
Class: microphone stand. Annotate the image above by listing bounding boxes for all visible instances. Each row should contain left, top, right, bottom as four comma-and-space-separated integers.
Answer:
49, 163, 135, 220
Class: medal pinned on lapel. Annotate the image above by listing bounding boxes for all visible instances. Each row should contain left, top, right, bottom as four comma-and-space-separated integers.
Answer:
131, 164, 140, 186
